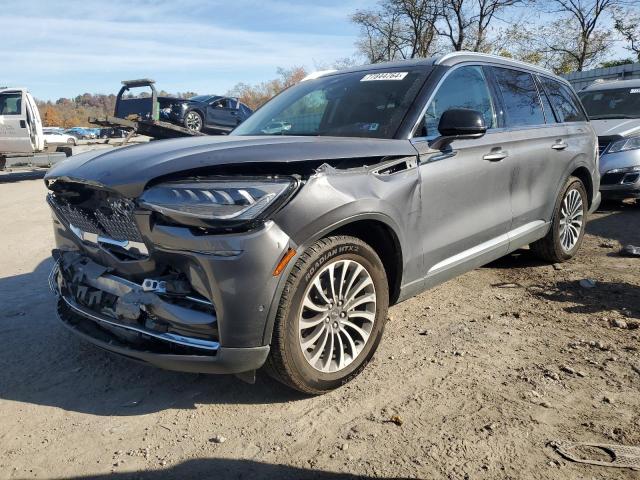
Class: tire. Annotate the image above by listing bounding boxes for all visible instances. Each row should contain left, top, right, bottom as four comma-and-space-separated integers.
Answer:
531, 176, 587, 263
67, 138, 76, 145
266, 236, 389, 394
184, 111, 203, 132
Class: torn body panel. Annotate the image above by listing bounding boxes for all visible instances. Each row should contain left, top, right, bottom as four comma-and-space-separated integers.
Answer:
272, 155, 422, 299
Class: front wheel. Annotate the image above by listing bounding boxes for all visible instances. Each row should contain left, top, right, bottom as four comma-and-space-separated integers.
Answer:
184, 111, 203, 132
266, 236, 389, 394
531, 176, 587, 262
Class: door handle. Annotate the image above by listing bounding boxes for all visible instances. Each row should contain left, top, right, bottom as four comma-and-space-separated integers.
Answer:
483, 150, 508, 162
20, 120, 26, 128
551, 141, 568, 150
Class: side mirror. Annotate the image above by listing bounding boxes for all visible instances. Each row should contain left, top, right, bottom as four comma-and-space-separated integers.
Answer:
429, 108, 487, 150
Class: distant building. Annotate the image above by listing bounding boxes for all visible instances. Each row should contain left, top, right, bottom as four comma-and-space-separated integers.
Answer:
563, 62, 640, 90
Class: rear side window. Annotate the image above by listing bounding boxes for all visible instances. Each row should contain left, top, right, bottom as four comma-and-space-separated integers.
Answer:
539, 77, 586, 123
491, 67, 545, 127
0, 92, 22, 115
418, 65, 496, 138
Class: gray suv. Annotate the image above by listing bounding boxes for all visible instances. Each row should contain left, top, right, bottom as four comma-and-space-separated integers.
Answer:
578, 79, 640, 201
46, 52, 600, 394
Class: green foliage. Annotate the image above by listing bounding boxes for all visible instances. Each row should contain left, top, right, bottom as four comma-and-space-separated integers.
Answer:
599, 58, 634, 68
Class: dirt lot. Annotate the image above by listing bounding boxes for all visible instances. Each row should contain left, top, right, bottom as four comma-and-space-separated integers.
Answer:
1, 179, 639, 480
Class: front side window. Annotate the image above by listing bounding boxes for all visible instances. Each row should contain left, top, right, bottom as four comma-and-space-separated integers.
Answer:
417, 66, 496, 138
0, 92, 22, 115
491, 67, 545, 127
540, 77, 586, 122
578, 87, 640, 120
232, 68, 430, 139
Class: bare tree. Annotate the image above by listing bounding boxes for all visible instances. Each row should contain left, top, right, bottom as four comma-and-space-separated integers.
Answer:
614, 8, 640, 61
352, 7, 406, 62
352, 0, 440, 62
542, 0, 620, 71
437, 0, 522, 52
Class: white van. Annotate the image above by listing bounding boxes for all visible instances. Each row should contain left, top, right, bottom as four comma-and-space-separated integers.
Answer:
0, 87, 45, 155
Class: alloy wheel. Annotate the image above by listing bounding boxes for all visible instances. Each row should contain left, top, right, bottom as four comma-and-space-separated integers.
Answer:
559, 188, 584, 252
298, 259, 377, 373
185, 112, 202, 131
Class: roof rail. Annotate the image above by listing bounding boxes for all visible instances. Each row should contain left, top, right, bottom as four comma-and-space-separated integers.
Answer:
434, 51, 555, 75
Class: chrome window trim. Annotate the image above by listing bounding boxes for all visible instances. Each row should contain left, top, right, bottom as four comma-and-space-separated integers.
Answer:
409, 61, 579, 141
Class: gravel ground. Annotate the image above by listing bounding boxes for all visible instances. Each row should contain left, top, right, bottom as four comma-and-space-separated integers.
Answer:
1, 179, 639, 480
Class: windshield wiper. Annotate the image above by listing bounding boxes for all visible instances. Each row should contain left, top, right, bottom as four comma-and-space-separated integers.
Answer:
589, 114, 639, 120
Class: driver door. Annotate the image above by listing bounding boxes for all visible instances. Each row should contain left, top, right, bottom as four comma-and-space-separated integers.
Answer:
412, 65, 514, 287
206, 98, 238, 128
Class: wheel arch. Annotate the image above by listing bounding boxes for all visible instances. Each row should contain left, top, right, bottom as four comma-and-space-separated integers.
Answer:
570, 166, 594, 208
261, 214, 405, 346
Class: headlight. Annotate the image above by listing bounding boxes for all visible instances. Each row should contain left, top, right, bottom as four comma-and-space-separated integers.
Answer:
140, 176, 297, 228
606, 136, 640, 154
605, 165, 640, 174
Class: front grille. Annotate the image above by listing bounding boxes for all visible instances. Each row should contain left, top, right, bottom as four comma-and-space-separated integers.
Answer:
601, 172, 625, 185
48, 193, 144, 242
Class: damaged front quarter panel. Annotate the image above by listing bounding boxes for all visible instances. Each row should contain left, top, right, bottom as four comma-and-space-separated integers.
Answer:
272, 154, 423, 293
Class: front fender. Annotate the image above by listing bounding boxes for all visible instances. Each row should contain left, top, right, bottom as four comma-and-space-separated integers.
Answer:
261, 163, 423, 345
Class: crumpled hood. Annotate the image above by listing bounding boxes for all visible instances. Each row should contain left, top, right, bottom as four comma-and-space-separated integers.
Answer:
45, 135, 417, 197
590, 119, 640, 138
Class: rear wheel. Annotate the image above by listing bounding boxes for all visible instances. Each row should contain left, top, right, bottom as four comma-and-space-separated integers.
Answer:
531, 176, 587, 262
266, 236, 389, 394
184, 111, 203, 132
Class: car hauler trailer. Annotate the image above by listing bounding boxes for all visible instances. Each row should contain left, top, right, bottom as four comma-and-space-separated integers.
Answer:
89, 79, 207, 140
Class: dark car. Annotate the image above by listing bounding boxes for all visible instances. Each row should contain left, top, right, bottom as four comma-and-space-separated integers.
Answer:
46, 52, 599, 394
160, 95, 253, 133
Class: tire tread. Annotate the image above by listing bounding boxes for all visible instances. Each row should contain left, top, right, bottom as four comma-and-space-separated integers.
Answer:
265, 236, 386, 394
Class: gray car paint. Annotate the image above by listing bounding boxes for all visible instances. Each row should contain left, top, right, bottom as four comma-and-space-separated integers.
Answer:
589, 114, 640, 197
45, 53, 600, 375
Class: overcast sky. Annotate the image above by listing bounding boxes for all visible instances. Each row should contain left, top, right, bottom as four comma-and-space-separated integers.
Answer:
0, 0, 367, 100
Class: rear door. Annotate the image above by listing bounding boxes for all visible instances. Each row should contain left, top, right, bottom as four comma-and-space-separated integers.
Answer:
0, 90, 34, 154
411, 64, 513, 286
538, 76, 594, 197
487, 66, 567, 245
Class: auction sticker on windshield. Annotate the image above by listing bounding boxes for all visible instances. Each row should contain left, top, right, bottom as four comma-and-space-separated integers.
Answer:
361, 72, 408, 81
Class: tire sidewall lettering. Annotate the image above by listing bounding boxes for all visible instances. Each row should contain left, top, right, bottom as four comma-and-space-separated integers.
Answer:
303, 244, 359, 283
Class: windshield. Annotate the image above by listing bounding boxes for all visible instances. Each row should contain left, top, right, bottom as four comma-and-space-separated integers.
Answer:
190, 95, 215, 102
231, 68, 430, 139
0, 92, 22, 115
578, 87, 640, 119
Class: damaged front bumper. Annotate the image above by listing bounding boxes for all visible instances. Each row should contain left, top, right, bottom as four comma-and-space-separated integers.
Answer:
50, 252, 270, 374
46, 179, 295, 375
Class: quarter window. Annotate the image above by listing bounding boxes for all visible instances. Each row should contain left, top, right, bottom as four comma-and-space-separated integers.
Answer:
539, 77, 586, 123
418, 66, 496, 138
491, 67, 545, 127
